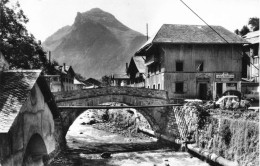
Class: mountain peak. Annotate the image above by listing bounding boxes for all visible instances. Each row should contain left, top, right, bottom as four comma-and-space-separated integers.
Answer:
74, 8, 129, 31
83, 8, 114, 19
43, 9, 147, 79
87, 8, 107, 14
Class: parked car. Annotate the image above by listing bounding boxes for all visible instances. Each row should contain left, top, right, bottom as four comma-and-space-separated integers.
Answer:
244, 91, 259, 101
215, 95, 239, 105
215, 95, 251, 109
222, 90, 242, 100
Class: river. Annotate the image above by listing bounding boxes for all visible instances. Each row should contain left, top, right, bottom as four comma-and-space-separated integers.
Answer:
50, 110, 211, 166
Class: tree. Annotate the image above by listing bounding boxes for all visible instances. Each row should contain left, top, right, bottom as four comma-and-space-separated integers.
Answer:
234, 29, 240, 35
101, 75, 111, 87
0, 0, 48, 69
248, 17, 259, 31
240, 25, 250, 36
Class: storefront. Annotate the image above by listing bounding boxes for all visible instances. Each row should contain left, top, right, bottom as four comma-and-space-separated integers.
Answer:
213, 73, 241, 99
241, 81, 259, 95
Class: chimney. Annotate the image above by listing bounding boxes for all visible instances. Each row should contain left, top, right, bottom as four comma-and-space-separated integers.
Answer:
126, 63, 128, 73
49, 51, 51, 64
63, 63, 66, 72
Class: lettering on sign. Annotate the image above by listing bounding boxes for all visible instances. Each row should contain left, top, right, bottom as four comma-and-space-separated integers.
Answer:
216, 73, 234, 79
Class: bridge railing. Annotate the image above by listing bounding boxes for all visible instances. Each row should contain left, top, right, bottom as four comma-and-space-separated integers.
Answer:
57, 104, 183, 110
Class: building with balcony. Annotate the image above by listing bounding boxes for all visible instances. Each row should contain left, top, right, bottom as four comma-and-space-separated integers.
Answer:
135, 24, 248, 100
127, 56, 145, 88
242, 30, 259, 93
44, 64, 75, 92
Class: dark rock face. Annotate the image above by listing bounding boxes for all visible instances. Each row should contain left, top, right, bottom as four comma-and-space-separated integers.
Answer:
43, 8, 147, 79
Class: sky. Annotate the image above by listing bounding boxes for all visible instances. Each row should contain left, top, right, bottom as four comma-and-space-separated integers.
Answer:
17, 0, 260, 42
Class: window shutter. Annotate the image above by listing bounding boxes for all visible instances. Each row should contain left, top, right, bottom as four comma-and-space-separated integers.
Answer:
172, 83, 175, 92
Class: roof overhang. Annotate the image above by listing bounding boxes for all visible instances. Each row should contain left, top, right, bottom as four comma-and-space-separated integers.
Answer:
135, 43, 153, 56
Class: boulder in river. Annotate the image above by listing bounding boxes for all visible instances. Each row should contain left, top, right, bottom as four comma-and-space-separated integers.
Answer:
87, 118, 96, 125
101, 152, 112, 158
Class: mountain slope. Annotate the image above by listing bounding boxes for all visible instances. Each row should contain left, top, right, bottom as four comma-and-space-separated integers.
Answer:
43, 8, 147, 79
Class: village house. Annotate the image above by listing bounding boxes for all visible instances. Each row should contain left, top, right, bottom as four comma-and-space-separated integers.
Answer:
135, 24, 248, 100
73, 78, 86, 90
242, 30, 259, 93
44, 63, 76, 92
110, 73, 129, 86
83, 78, 101, 89
127, 56, 146, 87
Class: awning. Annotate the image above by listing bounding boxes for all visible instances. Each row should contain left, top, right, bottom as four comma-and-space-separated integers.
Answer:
241, 80, 259, 87
241, 78, 255, 82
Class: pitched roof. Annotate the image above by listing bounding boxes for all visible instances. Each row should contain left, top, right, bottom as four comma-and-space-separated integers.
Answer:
132, 56, 145, 73
154, 24, 249, 44
112, 73, 129, 79
0, 70, 58, 133
0, 70, 41, 133
136, 24, 249, 55
84, 78, 101, 86
74, 78, 85, 85
244, 30, 259, 44
54, 65, 75, 75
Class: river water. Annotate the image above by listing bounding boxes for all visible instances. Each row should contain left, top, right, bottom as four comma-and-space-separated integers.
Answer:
50, 110, 211, 166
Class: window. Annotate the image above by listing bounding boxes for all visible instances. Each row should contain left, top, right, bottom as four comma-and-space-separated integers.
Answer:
152, 64, 156, 74
158, 63, 161, 72
153, 84, 156, 89
147, 86, 150, 89
158, 84, 160, 90
195, 61, 204, 71
175, 82, 184, 93
176, 61, 183, 71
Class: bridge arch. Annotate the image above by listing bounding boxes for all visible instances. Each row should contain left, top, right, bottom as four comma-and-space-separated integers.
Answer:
22, 133, 48, 166
54, 87, 171, 139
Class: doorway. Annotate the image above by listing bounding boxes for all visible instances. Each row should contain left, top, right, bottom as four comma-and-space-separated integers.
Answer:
216, 83, 223, 98
199, 83, 207, 100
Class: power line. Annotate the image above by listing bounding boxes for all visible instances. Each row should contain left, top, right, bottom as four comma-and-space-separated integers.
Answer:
180, 0, 259, 71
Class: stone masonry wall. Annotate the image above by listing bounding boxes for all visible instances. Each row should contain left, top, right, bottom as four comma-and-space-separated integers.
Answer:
54, 87, 169, 103
1, 83, 57, 166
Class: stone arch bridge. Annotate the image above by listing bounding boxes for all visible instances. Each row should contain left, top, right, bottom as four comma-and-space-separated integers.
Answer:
0, 85, 182, 166
54, 86, 180, 137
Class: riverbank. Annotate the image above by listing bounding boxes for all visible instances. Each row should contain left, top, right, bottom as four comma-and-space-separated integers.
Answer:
79, 103, 155, 142
49, 106, 211, 166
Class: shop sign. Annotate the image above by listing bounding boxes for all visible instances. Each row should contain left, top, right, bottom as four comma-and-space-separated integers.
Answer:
216, 73, 234, 79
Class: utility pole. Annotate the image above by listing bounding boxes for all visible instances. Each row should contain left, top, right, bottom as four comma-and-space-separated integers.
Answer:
146, 23, 149, 41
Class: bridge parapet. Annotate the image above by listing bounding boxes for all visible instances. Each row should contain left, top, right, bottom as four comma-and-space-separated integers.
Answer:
53, 86, 169, 103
